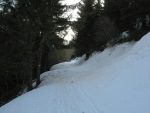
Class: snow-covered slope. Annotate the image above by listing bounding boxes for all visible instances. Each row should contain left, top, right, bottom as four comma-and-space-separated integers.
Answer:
50, 55, 86, 70
1, 33, 150, 113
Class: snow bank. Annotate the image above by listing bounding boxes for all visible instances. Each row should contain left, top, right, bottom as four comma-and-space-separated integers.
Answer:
50, 55, 86, 70
1, 33, 150, 113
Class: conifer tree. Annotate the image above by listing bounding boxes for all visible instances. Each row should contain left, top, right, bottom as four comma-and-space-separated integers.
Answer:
73, 0, 95, 57
0, 0, 68, 105
15, 0, 68, 86
73, 0, 118, 58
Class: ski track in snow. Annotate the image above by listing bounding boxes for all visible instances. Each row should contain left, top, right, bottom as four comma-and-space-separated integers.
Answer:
54, 83, 102, 113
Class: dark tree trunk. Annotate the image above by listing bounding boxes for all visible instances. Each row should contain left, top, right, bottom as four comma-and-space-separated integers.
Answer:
36, 46, 42, 86
27, 33, 33, 91
27, 45, 33, 91
41, 46, 49, 73
27, 64, 33, 91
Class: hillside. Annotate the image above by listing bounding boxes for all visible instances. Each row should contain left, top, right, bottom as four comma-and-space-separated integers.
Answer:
0, 33, 150, 113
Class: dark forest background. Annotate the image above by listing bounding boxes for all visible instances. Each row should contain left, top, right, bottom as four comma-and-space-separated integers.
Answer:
0, 0, 150, 106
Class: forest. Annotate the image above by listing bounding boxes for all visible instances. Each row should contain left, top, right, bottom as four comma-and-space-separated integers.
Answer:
0, 0, 150, 106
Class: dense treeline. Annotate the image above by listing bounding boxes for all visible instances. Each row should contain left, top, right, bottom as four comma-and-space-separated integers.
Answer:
0, 0, 68, 105
73, 0, 150, 58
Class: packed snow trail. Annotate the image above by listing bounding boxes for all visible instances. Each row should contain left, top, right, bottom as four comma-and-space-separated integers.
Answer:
0, 82, 104, 113
1, 33, 150, 113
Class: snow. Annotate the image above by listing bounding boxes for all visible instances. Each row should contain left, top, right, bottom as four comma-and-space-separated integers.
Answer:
50, 55, 86, 70
1, 33, 150, 113
120, 31, 129, 39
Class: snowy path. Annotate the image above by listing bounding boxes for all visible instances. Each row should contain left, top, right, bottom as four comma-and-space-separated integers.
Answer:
0, 82, 103, 113
55, 84, 101, 113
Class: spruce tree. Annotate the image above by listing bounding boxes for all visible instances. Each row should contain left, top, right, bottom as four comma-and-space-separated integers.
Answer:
0, 0, 68, 105
74, 0, 118, 58
15, 0, 68, 86
73, 0, 95, 57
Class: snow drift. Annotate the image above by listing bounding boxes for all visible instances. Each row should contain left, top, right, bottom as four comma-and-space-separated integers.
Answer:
1, 33, 150, 113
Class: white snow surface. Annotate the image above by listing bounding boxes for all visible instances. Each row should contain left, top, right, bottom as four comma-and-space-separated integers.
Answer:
50, 55, 86, 70
1, 33, 150, 113
120, 31, 129, 39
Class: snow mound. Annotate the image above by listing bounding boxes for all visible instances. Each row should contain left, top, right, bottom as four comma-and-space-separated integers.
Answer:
1, 33, 150, 113
50, 55, 86, 70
